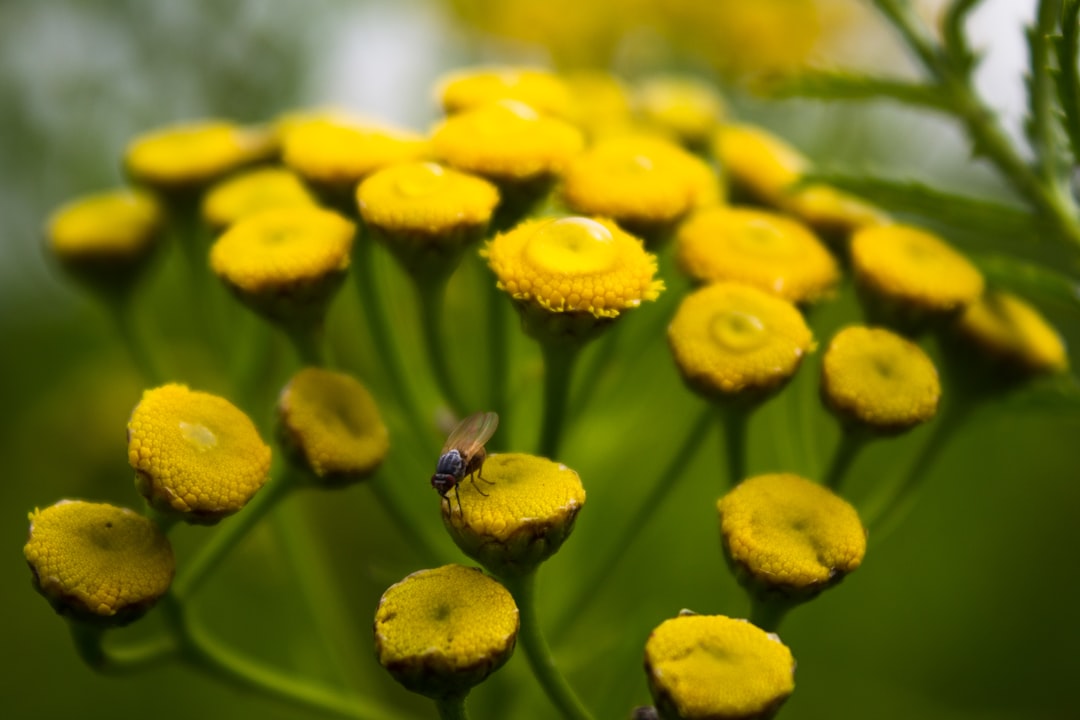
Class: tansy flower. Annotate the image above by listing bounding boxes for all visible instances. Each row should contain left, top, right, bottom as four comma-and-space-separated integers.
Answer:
562, 70, 634, 139
44, 188, 164, 293
374, 564, 518, 700
128, 384, 271, 524
667, 282, 815, 400
440, 453, 586, 577
719, 473, 866, 596
644, 613, 795, 720
634, 75, 726, 150
437, 66, 573, 118
954, 290, 1068, 375
277, 367, 389, 486
24, 500, 175, 626
822, 325, 941, 433
125, 119, 276, 194
201, 167, 317, 232
676, 206, 839, 303
561, 133, 720, 243
209, 206, 354, 327
851, 224, 984, 323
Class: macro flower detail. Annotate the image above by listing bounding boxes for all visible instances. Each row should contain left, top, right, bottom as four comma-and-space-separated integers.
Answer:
127, 384, 271, 524
644, 613, 795, 720
277, 367, 389, 485
24, 500, 175, 626
201, 167, 317, 231
676, 206, 839, 303
634, 75, 726, 150
668, 282, 815, 399
441, 453, 586, 577
719, 473, 866, 595
955, 290, 1068, 375
374, 564, 519, 699
437, 66, 573, 118
822, 325, 941, 432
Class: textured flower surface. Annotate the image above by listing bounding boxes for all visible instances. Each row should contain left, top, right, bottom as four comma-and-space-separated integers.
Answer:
128, 384, 271, 523
46, 189, 163, 262
644, 613, 795, 720
202, 167, 317, 230
24, 500, 174, 624
437, 66, 573, 117
282, 116, 429, 188
955, 290, 1069, 375
719, 473, 866, 592
374, 564, 519, 698
125, 119, 275, 189
634, 75, 725, 148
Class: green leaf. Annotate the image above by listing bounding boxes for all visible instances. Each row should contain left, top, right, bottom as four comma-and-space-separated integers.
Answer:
969, 252, 1080, 312
757, 71, 951, 112
943, 0, 984, 74
1025, 1, 1072, 186
995, 372, 1080, 413
1053, 0, 1080, 163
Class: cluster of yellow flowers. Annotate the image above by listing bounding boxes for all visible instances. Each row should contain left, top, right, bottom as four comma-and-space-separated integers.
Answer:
31, 63, 1069, 720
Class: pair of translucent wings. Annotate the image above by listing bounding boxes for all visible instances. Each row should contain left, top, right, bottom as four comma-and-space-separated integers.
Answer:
441, 411, 499, 456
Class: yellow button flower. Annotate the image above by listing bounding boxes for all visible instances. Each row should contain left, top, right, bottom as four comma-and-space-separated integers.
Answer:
719, 473, 866, 594
644, 613, 795, 720
125, 119, 276, 192
955, 290, 1068, 375
441, 453, 586, 576
437, 66, 573, 118
561, 134, 720, 241
24, 500, 175, 626
668, 282, 815, 399
634, 75, 725, 150
277, 367, 390, 486
201, 167, 317, 231
851, 224, 984, 315
676, 207, 839, 303
374, 564, 519, 699
128, 384, 272, 524
563, 70, 633, 139
431, 100, 585, 183
485, 216, 664, 321
782, 184, 889, 236
822, 325, 941, 432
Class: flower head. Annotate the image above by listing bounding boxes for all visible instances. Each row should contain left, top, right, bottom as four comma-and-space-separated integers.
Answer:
954, 290, 1068, 375
667, 282, 814, 401
25, 500, 174, 626
676, 207, 839, 303
128, 384, 271, 524
822, 325, 941, 432
201, 167, 317, 231
719, 473, 866, 597
634, 75, 725, 150
644, 613, 795, 720
437, 66, 573, 118
441, 453, 586, 577
562, 70, 633, 139
374, 564, 519, 699
277, 368, 389, 486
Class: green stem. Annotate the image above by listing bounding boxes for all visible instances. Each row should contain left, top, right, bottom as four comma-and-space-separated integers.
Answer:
538, 340, 584, 459
435, 695, 470, 720
748, 594, 797, 633
417, 274, 470, 415
286, 321, 327, 367
823, 430, 869, 492
69, 621, 177, 674
502, 571, 595, 720
485, 269, 510, 426
367, 451, 448, 568
716, 404, 751, 487
106, 294, 164, 385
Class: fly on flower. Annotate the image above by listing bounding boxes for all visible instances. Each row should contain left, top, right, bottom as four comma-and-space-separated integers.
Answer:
431, 411, 498, 515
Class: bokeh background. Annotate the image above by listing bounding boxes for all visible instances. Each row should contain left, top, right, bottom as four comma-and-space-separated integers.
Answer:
3, 1, 1079, 719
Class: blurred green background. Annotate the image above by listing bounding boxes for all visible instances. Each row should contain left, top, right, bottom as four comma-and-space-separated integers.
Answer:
3, 1, 1079, 719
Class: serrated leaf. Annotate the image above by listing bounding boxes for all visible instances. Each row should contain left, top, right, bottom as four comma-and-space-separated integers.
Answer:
758, 71, 951, 112
1054, 0, 1080, 163
969, 252, 1080, 311
943, 0, 984, 74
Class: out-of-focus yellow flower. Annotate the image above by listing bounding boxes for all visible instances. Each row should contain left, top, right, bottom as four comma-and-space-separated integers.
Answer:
955, 291, 1068, 375
277, 367, 389, 486
25, 500, 174, 626
561, 133, 719, 242
374, 564, 518, 699
719, 473, 866, 595
125, 120, 276, 193
676, 206, 839, 303
441, 453, 585, 576
668, 282, 814, 400
437, 66, 573, 118
644, 613, 795, 720
822, 325, 940, 432
128, 384, 271, 524
201, 167, 317, 231
634, 75, 725, 150
562, 71, 634, 139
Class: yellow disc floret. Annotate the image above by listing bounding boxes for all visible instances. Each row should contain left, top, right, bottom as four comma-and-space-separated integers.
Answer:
676, 207, 839, 303
128, 384, 272, 524
277, 368, 389, 485
955, 290, 1068, 375
719, 473, 866, 594
822, 325, 941, 432
442, 453, 586, 576
668, 282, 815, 399
375, 564, 519, 699
46, 188, 163, 263
25, 500, 175, 625
634, 75, 725, 150
485, 216, 664, 319
202, 167, 317, 231
644, 613, 795, 720
851, 224, 984, 314
437, 66, 573, 118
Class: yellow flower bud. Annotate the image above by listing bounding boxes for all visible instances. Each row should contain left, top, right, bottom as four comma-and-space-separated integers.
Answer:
24, 500, 174, 626
634, 75, 725, 150
437, 66, 573, 118
201, 167, 317, 232
644, 613, 795, 720
374, 564, 519, 699
955, 290, 1068, 375
128, 384, 271, 524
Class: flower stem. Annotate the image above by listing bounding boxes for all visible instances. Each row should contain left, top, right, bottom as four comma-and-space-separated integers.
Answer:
105, 293, 164, 385
538, 339, 583, 459
434, 695, 471, 720
286, 321, 328, 367
416, 274, 470, 416
485, 267, 510, 427
68, 621, 177, 674
748, 594, 797, 633
716, 404, 752, 487
502, 571, 595, 720
823, 430, 869, 492
366, 455, 448, 569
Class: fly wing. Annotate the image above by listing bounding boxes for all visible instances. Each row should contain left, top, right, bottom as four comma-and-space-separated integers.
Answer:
441, 411, 499, 455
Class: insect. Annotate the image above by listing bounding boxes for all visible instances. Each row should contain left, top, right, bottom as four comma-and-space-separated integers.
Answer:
431, 411, 499, 515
